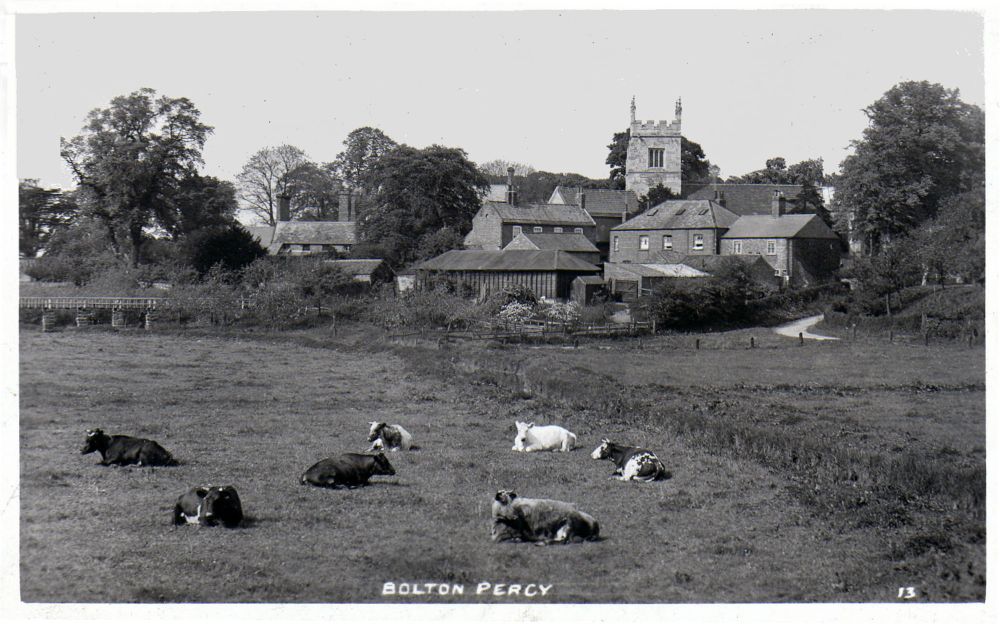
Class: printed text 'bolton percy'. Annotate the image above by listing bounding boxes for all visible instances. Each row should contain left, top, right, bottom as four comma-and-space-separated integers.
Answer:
382, 582, 553, 597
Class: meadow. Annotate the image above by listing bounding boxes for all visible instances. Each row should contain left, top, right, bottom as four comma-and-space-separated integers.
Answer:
19, 323, 985, 603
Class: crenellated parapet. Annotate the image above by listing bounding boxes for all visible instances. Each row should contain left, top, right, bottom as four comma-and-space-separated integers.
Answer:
629, 118, 682, 137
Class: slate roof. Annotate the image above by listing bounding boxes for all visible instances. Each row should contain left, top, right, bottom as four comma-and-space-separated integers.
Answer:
721, 214, 839, 239
268, 221, 357, 253
549, 186, 640, 217
683, 183, 807, 216
573, 275, 607, 285
605, 262, 709, 279
612, 200, 739, 231
483, 201, 596, 226
324, 259, 390, 277
417, 250, 601, 273
503, 232, 600, 253
680, 254, 771, 271
246, 225, 275, 247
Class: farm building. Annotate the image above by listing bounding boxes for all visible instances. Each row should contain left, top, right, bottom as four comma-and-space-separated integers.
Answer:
571, 275, 608, 305
604, 261, 710, 301
415, 249, 601, 300
503, 231, 602, 265
324, 259, 394, 285
548, 186, 639, 258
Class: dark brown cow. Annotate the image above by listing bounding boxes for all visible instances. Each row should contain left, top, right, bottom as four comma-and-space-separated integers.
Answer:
300, 453, 396, 488
80, 428, 177, 467
173, 486, 244, 528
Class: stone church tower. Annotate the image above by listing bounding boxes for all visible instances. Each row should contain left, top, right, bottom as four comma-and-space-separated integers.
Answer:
625, 97, 683, 198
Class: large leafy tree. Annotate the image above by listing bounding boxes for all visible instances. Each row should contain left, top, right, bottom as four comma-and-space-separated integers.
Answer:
332, 127, 398, 191
285, 162, 342, 221
359, 144, 489, 266
60, 88, 212, 267
835, 81, 985, 254
19, 180, 78, 257
162, 174, 239, 239
236, 144, 310, 225
729, 156, 831, 225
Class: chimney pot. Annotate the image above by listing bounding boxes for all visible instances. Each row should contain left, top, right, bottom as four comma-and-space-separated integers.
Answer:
277, 194, 291, 222
506, 167, 518, 205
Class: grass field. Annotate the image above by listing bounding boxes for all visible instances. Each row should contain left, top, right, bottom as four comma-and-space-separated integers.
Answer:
19, 323, 985, 603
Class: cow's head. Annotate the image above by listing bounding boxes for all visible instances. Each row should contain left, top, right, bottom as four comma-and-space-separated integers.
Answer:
203, 486, 242, 525
80, 429, 108, 454
494, 489, 517, 506
371, 452, 396, 476
591, 438, 612, 460
513, 421, 535, 448
367, 421, 386, 442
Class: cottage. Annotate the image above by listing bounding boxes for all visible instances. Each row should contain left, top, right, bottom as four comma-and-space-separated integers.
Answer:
416, 250, 601, 301
548, 186, 639, 258
464, 169, 596, 250
609, 199, 739, 264
720, 192, 840, 285
503, 232, 601, 266
250, 192, 360, 256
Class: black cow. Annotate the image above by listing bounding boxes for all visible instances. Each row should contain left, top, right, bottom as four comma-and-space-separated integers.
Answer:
590, 438, 670, 482
300, 452, 396, 488
173, 486, 244, 528
80, 428, 177, 467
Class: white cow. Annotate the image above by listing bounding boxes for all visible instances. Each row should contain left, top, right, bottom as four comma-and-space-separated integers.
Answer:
367, 421, 413, 452
511, 421, 577, 453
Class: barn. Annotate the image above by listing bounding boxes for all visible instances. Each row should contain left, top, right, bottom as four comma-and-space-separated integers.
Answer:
415, 250, 601, 300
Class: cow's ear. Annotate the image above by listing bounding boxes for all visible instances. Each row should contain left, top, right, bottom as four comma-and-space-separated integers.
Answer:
508, 491, 517, 500
601, 437, 609, 443
527, 422, 535, 429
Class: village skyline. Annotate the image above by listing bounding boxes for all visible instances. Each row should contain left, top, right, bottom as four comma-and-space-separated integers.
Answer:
15, 10, 985, 198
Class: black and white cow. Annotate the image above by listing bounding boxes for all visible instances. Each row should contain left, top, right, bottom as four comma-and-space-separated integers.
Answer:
300, 452, 396, 488
590, 438, 669, 482
80, 428, 177, 467
173, 486, 244, 528
490, 490, 600, 545
366, 421, 413, 452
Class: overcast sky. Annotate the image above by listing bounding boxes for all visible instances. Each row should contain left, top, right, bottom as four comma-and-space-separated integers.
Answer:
16, 10, 985, 197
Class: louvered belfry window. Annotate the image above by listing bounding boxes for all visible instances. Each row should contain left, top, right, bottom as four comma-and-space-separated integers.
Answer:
648, 148, 664, 168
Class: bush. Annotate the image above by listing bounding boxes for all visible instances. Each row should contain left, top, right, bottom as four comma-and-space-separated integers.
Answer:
498, 301, 535, 326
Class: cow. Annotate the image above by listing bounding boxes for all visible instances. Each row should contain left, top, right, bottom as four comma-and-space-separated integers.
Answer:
80, 428, 177, 467
511, 421, 577, 453
490, 490, 600, 545
300, 452, 396, 488
590, 438, 670, 482
173, 486, 244, 528
367, 421, 413, 452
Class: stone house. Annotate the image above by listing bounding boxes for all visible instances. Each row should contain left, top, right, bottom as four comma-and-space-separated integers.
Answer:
548, 186, 639, 259
608, 199, 739, 264
503, 231, 602, 266
250, 192, 360, 256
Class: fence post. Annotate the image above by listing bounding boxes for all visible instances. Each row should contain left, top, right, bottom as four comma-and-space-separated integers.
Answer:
750, 336, 755, 349
889, 329, 894, 343
923, 332, 929, 347
799, 332, 804, 346
968, 334, 974, 348
852, 324, 857, 341
41, 311, 55, 333
111, 308, 125, 329
696, 338, 700, 350
652, 320, 657, 335
145, 309, 156, 331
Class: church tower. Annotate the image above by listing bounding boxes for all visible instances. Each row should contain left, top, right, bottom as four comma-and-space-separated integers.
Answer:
625, 96, 683, 198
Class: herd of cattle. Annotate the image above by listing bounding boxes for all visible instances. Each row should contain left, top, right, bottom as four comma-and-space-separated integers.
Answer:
79, 419, 671, 544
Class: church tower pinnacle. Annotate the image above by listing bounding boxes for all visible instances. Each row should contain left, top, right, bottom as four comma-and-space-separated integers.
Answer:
630, 96, 636, 123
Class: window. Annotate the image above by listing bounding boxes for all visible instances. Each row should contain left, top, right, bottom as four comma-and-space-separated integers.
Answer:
533, 226, 543, 233
301, 244, 311, 253
766, 239, 777, 255
662, 235, 673, 250
574, 227, 584, 234
613, 236, 619, 252
512, 225, 522, 236
639, 235, 649, 250
692, 234, 704, 251
648, 148, 664, 168
733, 241, 742, 254
553, 227, 563, 233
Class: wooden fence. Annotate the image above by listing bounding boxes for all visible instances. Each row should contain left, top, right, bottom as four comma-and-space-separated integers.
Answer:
20, 296, 166, 310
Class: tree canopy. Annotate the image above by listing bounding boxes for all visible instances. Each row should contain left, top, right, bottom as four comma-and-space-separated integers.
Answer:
332, 127, 398, 191
358, 144, 489, 266
60, 88, 213, 266
834, 81, 985, 254
236, 144, 311, 225
19, 180, 78, 257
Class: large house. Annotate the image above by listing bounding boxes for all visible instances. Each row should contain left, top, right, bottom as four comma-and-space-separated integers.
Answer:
249, 192, 360, 255
609, 199, 739, 264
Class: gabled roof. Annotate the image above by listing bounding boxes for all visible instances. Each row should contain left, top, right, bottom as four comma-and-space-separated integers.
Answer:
482, 201, 596, 227
680, 254, 772, 271
269, 221, 357, 252
246, 225, 275, 247
683, 183, 808, 216
417, 250, 600, 273
324, 259, 390, 276
503, 232, 600, 253
612, 200, 738, 231
721, 214, 839, 239
549, 186, 640, 217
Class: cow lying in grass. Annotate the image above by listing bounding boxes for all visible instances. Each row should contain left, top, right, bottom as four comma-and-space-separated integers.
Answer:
300, 453, 396, 488
173, 486, 244, 528
491, 490, 600, 545
590, 438, 670, 482
80, 428, 177, 467
511, 421, 577, 452
367, 421, 413, 452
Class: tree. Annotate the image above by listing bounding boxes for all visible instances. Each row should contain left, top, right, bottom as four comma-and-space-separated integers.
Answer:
835, 81, 985, 254
359, 144, 489, 266
605, 130, 629, 188
60, 88, 212, 266
19, 180, 78, 257
332, 127, 398, 191
638, 183, 677, 211
162, 174, 239, 239
478, 160, 536, 178
286, 162, 341, 221
907, 185, 985, 285
26, 216, 121, 284
182, 224, 268, 276
236, 144, 310, 225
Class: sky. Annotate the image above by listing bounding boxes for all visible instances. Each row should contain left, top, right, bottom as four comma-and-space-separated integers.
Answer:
14, 10, 986, 196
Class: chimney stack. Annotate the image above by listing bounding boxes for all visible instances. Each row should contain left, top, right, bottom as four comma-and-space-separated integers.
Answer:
337, 190, 352, 221
277, 194, 291, 222
577, 186, 586, 213
714, 190, 726, 207
771, 190, 786, 218
506, 166, 518, 206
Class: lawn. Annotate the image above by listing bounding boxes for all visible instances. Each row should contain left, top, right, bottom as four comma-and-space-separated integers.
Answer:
19, 325, 985, 603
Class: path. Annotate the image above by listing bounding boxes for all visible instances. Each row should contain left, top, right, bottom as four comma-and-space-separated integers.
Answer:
774, 314, 839, 341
